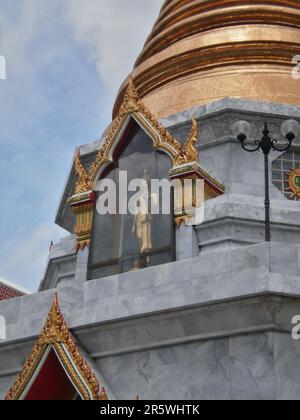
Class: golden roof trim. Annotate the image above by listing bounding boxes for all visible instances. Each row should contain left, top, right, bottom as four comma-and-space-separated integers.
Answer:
5, 293, 101, 400
75, 150, 94, 195
74, 79, 199, 195
89, 78, 182, 182
174, 118, 198, 167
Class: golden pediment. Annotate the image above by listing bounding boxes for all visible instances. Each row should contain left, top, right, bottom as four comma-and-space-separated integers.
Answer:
74, 78, 199, 195
5, 293, 104, 400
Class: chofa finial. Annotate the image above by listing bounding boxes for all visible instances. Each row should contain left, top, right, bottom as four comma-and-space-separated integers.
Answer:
74, 149, 94, 195
119, 77, 140, 116
174, 118, 199, 166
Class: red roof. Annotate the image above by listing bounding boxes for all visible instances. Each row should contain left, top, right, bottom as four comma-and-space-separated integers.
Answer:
0, 280, 28, 301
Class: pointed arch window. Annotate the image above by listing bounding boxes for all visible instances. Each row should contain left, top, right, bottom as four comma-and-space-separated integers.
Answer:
88, 118, 175, 280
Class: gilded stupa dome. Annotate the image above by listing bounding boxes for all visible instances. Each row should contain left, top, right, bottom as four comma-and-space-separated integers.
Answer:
114, 0, 300, 118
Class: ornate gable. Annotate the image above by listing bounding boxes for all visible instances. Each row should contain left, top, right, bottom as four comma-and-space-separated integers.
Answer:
5, 293, 106, 400
73, 78, 184, 196
68, 79, 224, 249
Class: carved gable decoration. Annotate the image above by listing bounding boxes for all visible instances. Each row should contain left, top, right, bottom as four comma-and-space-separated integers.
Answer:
69, 79, 224, 247
73, 78, 198, 195
5, 293, 106, 400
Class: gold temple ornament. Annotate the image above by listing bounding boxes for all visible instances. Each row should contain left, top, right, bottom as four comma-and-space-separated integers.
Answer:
170, 163, 225, 227
100, 387, 108, 401
88, 77, 183, 182
69, 79, 225, 247
5, 293, 102, 401
69, 150, 96, 251
287, 168, 300, 199
174, 118, 199, 167
73, 78, 195, 191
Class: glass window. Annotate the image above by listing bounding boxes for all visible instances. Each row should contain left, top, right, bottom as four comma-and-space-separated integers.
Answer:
272, 150, 300, 200
88, 119, 175, 280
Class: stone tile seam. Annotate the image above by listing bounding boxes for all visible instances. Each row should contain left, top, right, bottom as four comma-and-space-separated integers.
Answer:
90, 323, 281, 359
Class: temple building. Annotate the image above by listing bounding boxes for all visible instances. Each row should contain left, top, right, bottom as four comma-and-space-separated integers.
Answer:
1, 0, 300, 400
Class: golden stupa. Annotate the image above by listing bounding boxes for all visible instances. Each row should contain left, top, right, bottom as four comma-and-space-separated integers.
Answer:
114, 0, 300, 118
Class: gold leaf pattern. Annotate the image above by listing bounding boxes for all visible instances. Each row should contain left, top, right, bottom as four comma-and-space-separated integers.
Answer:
5, 293, 102, 400
75, 150, 94, 194
174, 118, 199, 166
89, 78, 182, 183
287, 168, 300, 199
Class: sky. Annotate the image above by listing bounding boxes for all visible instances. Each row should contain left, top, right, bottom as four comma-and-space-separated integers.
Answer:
0, 0, 164, 291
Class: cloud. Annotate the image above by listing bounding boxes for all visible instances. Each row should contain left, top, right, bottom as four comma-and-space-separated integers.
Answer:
0, 0, 64, 144
0, 1, 78, 290
0, 0, 164, 291
66, 0, 163, 95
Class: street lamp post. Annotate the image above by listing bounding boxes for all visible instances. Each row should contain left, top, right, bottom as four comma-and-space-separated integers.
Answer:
233, 120, 300, 242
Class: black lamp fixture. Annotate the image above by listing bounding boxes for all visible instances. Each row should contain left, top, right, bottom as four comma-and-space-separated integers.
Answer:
233, 119, 300, 242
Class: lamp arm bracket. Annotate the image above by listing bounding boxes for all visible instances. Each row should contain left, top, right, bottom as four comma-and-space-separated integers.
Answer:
241, 139, 261, 153
271, 138, 292, 153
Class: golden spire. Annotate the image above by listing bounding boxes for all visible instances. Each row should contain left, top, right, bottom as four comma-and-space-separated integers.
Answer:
114, 0, 300, 118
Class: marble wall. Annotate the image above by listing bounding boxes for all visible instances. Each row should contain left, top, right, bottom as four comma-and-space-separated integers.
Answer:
96, 332, 279, 400
1, 242, 300, 399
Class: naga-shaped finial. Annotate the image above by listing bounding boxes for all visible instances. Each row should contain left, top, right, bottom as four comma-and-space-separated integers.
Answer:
119, 77, 140, 117
174, 118, 199, 166
75, 149, 94, 194
100, 387, 108, 400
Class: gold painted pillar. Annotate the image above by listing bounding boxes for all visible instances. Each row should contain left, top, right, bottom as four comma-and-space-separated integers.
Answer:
170, 162, 224, 226
68, 192, 95, 252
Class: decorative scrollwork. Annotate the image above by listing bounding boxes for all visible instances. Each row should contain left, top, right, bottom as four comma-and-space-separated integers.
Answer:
287, 167, 300, 199
6, 293, 102, 400
174, 118, 199, 166
75, 150, 94, 194
70, 80, 224, 242
74, 80, 201, 194
100, 387, 108, 400
89, 78, 182, 183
